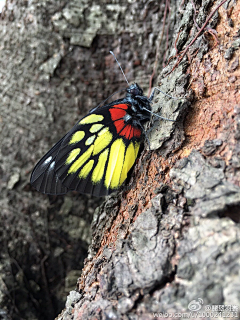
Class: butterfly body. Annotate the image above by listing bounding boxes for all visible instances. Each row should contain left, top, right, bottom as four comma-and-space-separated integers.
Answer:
30, 83, 152, 197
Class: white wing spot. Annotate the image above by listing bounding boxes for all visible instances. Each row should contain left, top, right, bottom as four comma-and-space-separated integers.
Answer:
49, 162, 55, 169
44, 156, 52, 165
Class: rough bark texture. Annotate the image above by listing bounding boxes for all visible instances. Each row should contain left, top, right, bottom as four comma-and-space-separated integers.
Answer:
0, 0, 239, 320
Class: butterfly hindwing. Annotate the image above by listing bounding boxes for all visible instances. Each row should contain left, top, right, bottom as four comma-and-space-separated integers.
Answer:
53, 102, 142, 196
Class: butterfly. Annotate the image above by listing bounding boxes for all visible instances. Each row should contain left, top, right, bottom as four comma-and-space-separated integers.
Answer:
30, 52, 174, 197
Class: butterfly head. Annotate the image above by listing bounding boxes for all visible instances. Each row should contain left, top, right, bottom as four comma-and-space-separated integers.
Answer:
126, 83, 144, 97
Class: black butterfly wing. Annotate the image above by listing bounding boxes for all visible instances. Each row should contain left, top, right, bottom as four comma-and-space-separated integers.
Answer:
30, 135, 69, 195
31, 101, 143, 197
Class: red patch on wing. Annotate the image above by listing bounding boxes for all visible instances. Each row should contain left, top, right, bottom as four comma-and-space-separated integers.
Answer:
132, 127, 141, 138
121, 125, 133, 139
120, 125, 141, 139
109, 104, 128, 121
115, 104, 128, 110
109, 104, 142, 139
114, 119, 125, 133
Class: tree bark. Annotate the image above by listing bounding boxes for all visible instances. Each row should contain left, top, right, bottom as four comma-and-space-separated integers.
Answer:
0, 1, 239, 320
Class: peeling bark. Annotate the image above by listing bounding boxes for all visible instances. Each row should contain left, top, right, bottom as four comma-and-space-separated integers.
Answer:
0, 0, 239, 320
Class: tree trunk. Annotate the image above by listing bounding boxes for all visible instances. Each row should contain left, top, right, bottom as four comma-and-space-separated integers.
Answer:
0, 1, 239, 320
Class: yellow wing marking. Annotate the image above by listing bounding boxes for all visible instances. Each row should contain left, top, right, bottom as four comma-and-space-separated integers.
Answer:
119, 142, 139, 185
69, 131, 85, 144
79, 114, 104, 124
68, 145, 94, 173
90, 124, 104, 133
66, 148, 81, 164
85, 135, 96, 146
79, 160, 94, 178
92, 148, 109, 183
92, 128, 113, 155
105, 138, 125, 189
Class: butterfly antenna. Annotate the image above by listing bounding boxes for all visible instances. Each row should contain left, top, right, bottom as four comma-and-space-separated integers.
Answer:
110, 51, 130, 87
